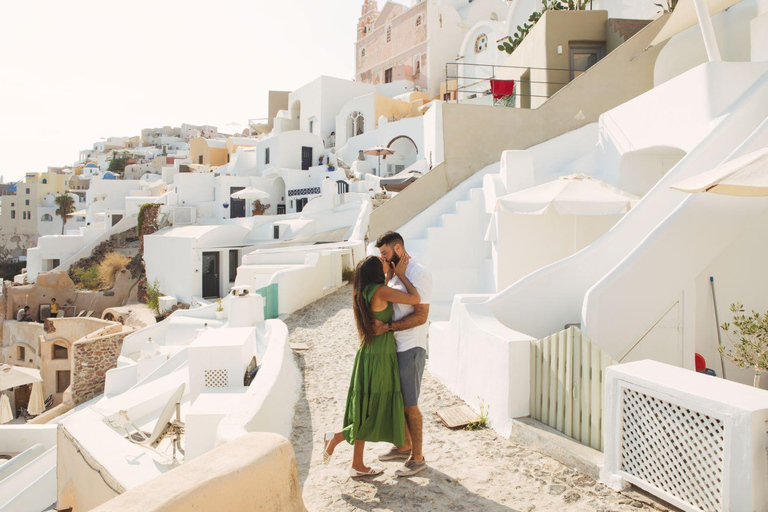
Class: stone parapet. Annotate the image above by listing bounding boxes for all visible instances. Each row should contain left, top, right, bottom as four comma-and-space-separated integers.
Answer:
71, 329, 132, 405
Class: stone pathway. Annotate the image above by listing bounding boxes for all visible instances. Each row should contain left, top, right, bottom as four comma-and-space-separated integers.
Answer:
287, 285, 672, 512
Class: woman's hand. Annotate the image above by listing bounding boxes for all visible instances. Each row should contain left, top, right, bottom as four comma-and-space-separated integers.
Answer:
394, 253, 410, 278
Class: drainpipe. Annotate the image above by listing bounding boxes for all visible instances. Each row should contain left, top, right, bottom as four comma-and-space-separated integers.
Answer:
692, 0, 722, 62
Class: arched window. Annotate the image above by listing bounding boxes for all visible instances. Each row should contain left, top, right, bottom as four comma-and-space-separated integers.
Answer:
416, 16, 422, 27
346, 117, 355, 140
41, 214, 53, 222
386, 26, 392, 43
356, 114, 365, 136
42, 179, 48, 184
475, 34, 488, 53
53, 343, 68, 360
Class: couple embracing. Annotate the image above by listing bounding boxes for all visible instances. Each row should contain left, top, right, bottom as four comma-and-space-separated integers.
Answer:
323, 231, 432, 478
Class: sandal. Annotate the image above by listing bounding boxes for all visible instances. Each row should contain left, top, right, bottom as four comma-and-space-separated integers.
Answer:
349, 466, 383, 478
323, 431, 335, 465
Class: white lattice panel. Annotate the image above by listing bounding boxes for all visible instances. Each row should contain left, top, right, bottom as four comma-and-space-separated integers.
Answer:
204, 369, 228, 388
620, 388, 724, 512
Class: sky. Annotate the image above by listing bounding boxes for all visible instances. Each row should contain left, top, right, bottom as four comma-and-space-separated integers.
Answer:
0, 0, 370, 182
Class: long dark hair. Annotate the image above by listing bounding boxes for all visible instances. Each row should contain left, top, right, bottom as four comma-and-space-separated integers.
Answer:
353, 256, 386, 345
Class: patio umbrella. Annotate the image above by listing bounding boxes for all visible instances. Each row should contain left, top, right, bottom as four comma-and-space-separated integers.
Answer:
671, 146, 768, 196
0, 364, 42, 391
496, 173, 639, 251
0, 395, 12, 424
364, 146, 395, 177
230, 187, 270, 201
28, 381, 45, 416
496, 174, 638, 215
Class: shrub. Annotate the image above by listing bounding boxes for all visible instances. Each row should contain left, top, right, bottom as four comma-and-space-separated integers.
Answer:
98, 252, 130, 288
71, 265, 100, 290
720, 303, 768, 387
145, 279, 161, 314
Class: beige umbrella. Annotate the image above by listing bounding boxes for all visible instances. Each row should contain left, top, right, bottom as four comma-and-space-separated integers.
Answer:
0, 395, 12, 424
28, 381, 45, 416
649, 0, 740, 49
0, 364, 42, 391
672, 147, 768, 196
364, 146, 395, 177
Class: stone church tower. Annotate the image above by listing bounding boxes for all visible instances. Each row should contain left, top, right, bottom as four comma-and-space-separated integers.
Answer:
357, 0, 380, 40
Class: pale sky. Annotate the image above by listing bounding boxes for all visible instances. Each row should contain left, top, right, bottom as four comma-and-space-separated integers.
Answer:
0, 0, 368, 182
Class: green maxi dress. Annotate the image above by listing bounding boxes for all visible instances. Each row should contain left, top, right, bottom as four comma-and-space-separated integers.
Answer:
341, 283, 406, 446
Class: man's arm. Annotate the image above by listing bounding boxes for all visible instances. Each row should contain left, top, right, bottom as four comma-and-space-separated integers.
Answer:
372, 304, 429, 335
392, 304, 429, 332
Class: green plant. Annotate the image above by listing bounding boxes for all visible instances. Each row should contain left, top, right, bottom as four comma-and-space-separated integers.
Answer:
654, 0, 678, 13
720, 303, 768, 387
107, 151, 129, 174
341, 266, 355, 282
71, 265, 100, 290
465, 401, 490, 431
497, 0, 587, 55
145, 278, 161, 314
54, 194, 76, 235
98, 252, 130, 288
137, 202, 155, 237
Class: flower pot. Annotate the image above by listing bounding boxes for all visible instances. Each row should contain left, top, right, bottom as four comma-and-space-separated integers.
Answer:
252, 210, 265, 216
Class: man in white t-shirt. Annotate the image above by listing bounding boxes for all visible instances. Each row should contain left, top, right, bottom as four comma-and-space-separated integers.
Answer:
373, 231, 432, 477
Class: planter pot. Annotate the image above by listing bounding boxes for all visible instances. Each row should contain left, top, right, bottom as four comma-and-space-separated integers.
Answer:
252, 210, 265, 216
215, 310, 224, 320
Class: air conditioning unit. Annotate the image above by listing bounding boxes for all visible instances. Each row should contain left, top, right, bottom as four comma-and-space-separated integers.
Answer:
173, 206, 196, 226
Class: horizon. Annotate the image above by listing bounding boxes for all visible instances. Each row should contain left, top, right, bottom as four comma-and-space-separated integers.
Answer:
0, 0, 366, 182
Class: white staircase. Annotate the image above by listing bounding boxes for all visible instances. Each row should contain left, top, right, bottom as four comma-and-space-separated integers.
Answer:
405, 186, 493, 321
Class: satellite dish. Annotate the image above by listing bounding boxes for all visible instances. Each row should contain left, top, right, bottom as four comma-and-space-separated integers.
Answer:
146, 383, 185, 448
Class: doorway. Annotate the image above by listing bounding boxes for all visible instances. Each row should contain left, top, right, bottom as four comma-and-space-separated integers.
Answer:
111, 214, 123, 227
202, 252, 221, 299
296, 198, 308, 213
230, 187, 246, 218
570, 43, 605, 80
301, 147, 313, 170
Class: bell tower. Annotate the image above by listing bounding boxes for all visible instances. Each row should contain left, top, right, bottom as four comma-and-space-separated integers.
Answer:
358, 0, 379, 40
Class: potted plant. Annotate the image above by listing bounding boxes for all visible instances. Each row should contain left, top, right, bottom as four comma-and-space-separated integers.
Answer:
251, 200, 271, 216
215, 299, 225, 320
720, 303, 768, 387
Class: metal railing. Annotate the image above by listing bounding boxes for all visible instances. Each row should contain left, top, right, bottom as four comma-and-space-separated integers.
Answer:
444, 61, 580, 107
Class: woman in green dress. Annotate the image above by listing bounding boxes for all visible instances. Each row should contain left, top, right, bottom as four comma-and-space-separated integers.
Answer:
322, 254, 421, 477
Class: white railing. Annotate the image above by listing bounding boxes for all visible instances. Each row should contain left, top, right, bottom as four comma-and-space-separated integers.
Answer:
530, 326, 613, 451
601, 360, 768, 512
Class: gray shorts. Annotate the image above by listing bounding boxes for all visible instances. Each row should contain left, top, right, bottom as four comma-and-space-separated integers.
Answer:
397, 347, 426, 407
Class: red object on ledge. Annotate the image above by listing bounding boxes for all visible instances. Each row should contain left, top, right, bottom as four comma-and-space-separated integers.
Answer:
490, 79, 515, 99
695, 353, 706, 372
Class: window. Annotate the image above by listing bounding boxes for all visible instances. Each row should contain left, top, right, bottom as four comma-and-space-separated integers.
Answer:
41, 214, 53, 222
53, 344, 68, 359
416, 16, 422, 27
273, 225, 280, 239
26, 188, 30, 194
10, 211, 15, 219
42, 179, 47, 184
56, 370, 71, 393
22, 211, 26, 220
570, 43, 605, 80
265, 147, 271, 165
384, 68, 393, 84
25, 199, 29, 206
229, 249, 238, 283
227, 154, 230, 163
18, 346, 25, 361
309, 120, 314, 134
475, 34, 488, 53
386, 26, 392, 43
198, 155, 203, 164
361, 48, 366, 58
